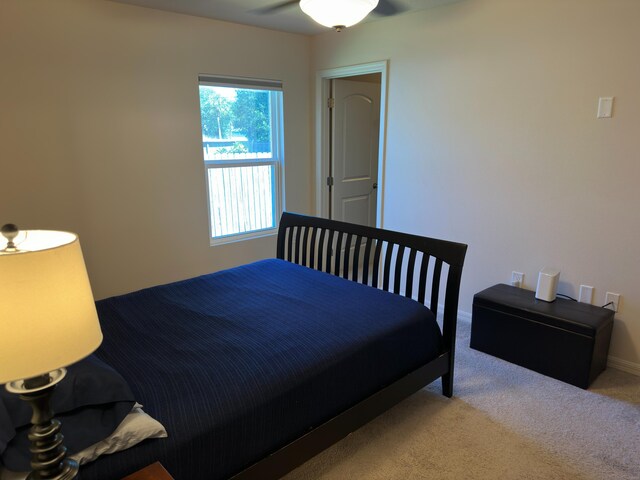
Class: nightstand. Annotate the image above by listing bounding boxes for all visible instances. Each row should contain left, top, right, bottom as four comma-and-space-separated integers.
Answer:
122, 462, 175, 480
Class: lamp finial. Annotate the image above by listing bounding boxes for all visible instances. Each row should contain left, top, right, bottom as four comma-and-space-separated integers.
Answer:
1, 223, 19, 251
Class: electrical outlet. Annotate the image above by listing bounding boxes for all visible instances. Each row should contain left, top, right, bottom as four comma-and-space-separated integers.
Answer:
604, 292, 621, 312
511, 271, 524, 288
578, 285, 594, 304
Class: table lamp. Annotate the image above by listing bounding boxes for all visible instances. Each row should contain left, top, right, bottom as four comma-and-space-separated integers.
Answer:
0, 224, 103, 480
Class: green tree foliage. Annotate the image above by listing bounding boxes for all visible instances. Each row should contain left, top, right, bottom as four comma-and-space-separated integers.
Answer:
232, 89, 271, 150
199, 87, 232, 139
199, 87, 272, 152
216, 142, 249, 155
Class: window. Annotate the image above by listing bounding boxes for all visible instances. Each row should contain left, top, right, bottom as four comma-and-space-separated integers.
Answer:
198, 75, 284, 244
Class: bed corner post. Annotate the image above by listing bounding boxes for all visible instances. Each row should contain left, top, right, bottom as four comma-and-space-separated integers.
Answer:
441, 259, 466, 398
276, 212, 290, 260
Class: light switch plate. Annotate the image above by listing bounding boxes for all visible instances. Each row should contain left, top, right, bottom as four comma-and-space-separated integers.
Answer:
605, 292, 620, 312
579, 285, 593, 304
597, 97, 614, 118
511, 271, 524, 288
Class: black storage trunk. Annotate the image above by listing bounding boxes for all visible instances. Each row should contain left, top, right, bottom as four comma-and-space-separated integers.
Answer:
470, 284, 614, 389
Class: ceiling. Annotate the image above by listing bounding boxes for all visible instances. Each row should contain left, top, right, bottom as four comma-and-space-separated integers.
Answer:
109, 0, 460, 35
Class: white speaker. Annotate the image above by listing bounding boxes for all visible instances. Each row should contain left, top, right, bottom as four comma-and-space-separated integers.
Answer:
535, 268, 560, 302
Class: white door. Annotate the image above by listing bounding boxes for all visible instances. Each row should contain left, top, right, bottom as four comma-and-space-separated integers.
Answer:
331, 78, 381, 227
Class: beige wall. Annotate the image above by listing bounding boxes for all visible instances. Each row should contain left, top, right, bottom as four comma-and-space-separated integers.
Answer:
312, 0, 640, 369
0, 0, 312, 299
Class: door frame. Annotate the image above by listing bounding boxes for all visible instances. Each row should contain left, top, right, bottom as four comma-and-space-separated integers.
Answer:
314, 60, 389, 228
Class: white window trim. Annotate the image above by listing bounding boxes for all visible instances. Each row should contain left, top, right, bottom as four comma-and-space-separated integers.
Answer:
198, 79, 285, 246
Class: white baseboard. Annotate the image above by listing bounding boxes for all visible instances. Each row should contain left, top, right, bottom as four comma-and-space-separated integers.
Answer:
607, 355, 640, 377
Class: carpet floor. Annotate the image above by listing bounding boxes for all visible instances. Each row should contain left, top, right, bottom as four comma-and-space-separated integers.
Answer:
284, 318, 640, 480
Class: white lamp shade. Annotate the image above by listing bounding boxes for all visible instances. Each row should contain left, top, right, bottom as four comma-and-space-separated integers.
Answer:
300, 0, 379, 28
0, 230, 103, 384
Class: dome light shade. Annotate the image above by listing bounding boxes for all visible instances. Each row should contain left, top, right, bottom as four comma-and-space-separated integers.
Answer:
300, 0, 379, 29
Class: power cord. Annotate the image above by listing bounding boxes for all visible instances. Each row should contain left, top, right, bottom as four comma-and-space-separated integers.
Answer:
557, 294, 615, 310
556, 293, 577, 302
555, 293, 615, 310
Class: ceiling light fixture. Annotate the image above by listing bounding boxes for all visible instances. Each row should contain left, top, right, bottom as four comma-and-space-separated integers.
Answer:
300, 0, 379, 32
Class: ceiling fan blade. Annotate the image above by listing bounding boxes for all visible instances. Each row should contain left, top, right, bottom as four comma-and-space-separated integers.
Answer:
252, 0, 300, 15
374, 0, 405, 16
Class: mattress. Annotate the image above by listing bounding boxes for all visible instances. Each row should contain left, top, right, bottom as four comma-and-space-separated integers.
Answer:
81, 258, 442, 479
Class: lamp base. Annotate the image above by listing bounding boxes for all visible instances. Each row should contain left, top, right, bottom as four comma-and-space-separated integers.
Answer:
6, 370, 79, 480
26, 458, 78, 480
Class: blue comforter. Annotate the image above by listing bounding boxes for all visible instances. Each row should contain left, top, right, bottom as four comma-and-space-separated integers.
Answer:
82, 259, 442, 479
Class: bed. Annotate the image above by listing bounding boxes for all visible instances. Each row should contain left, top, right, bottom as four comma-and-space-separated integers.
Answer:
1, 213, 467, 480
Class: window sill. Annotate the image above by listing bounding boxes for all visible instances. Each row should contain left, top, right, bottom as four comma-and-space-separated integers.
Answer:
209, 229, 277, 247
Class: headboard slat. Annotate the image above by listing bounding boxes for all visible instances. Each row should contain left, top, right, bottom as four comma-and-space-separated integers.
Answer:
287, 226, 295, 262
362, 237, 373, 286
294, 226, 301, 265
301, 226, 310, 267
352, 235, 362, 282
372, 239, 383, 288
405, 248, 417, 299
342, 233, 353, 280
334, 231, 344, 277
430, 259, 443, 317
417, 254, 430, 305
325, 230, 335, 274
393, 245, 406, 295
309, 227, 318, 269
382, 243, 394, 292
318, 228, 327, 271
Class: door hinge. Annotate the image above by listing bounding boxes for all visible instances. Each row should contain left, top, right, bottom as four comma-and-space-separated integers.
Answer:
327, 97, 335, 109
326, 176, 334, 187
